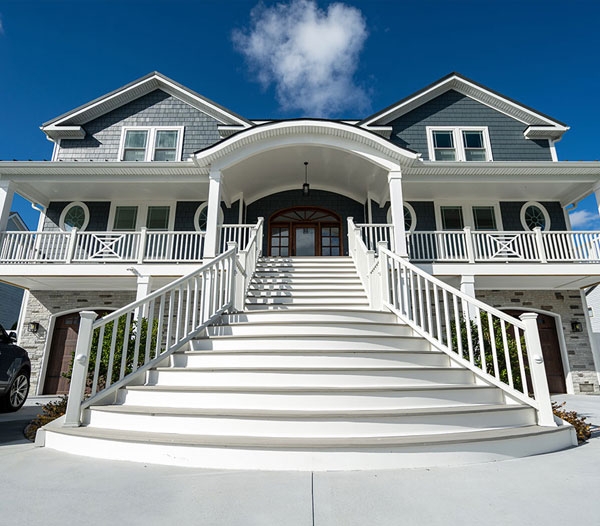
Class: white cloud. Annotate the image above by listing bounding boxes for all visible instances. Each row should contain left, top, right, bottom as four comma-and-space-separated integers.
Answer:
0, 15, 4, 35
233, 0, 369, 117
569, 209, 600, 230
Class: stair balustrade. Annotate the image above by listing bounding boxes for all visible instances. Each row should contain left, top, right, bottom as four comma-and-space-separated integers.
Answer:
64, 218, 265, 427
348, 219, 555, 427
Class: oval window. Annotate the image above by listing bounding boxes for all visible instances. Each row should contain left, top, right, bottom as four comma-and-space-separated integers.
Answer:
387, 204, 416, 232
520, 202, 550, 231
194, 203, 224, 232
59, 202, 90, 231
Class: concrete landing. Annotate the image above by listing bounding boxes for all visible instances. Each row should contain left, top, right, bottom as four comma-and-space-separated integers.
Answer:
0, 395, 598, 526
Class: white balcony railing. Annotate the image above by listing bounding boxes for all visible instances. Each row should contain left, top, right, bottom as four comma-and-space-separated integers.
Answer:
0, 224, 258, 264
407, 228, 600, 263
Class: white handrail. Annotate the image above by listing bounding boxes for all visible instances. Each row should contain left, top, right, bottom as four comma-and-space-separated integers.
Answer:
347, 219, 555, 427
378, 246, 555, 426
64, 247, 237, 426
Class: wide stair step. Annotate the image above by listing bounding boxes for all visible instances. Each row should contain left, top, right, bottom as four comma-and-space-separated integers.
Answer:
40, 255, 576, 470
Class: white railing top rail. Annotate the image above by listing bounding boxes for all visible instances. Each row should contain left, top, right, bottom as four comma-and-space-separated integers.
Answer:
380, 246, 525, 331
92, 247, 234, 331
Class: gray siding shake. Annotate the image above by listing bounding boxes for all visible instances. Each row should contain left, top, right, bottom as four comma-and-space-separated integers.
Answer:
56, 90, 222, 161
500, 201, 566, 231
389, 90, 553, 161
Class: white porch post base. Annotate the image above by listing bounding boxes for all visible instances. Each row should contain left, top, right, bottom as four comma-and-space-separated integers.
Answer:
520, 312, 556, 427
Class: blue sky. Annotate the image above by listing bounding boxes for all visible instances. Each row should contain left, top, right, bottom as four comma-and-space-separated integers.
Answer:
1, 0, 600, 229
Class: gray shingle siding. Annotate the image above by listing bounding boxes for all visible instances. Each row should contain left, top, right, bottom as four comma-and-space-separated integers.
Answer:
389, 90, 553, 161
56, 90, 221, 161
500, 201, 567, 230
0, 283, 23, 329
44, 202, 110, 231
374, 201, 436, 231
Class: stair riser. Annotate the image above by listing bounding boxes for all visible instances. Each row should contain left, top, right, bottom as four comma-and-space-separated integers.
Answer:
220, 311, 399, 324
246, 297, 368, 304
191, 336, 430, 352
247, 291, 367, 299
42, 426, 576, 471
119, 387, 505, 409
248, 283, 365, 298
84, 407, 536, 437
205, 323, 414, 338
173, 352, 450, 369
146, 369, 474, 388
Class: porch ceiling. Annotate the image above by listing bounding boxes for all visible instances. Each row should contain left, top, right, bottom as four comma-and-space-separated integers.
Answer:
223, 145, 389, 205
0, 162, 209, 205
402, 162, 600, 205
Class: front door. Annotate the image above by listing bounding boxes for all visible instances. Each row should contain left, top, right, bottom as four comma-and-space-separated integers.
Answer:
43, 310, 110, 395
294, 225, 316, 256
269, 207, 342, 257
505, 310, 567, 394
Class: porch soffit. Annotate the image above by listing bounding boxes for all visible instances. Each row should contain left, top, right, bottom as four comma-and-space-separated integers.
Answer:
0, 162, 209, 204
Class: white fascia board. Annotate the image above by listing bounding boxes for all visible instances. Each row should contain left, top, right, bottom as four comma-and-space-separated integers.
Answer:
362, 75, 565, 128
41, 125, 86, 141
42, 73, 252, 138
524, 125, 570, 141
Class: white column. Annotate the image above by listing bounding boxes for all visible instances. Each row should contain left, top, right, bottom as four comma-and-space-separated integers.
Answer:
460, 275, 477, 318
460, 275, 476, 298
594, 184, 600, 220
387, 170, 408, 257
0, 181, 16, 232
135, 275, 153, 302
204, 169, 222, 259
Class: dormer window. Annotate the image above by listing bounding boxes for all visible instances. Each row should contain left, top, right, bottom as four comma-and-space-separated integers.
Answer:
120, 126, 184, 162
427, 127, 492, 162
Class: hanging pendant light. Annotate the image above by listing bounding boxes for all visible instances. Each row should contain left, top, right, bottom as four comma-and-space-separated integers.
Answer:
302, 161, 310, 196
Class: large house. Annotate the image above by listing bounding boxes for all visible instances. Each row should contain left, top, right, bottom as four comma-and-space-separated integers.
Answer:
1, 72, 600, 469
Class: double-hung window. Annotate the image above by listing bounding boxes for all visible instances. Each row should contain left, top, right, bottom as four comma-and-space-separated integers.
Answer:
427, 127, 492, 161
120, 126, 184, 162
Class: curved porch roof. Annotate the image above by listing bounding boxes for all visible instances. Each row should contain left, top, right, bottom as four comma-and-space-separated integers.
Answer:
192, 120, 421, 205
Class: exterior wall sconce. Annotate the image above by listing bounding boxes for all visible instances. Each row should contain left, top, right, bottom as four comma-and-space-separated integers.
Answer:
571, 321, 583, 333
28, 321, 40, 333
302, 161, 310, 196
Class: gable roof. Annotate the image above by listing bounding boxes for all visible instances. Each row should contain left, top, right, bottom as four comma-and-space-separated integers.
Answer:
41, 72, 253, 141
358, 72, 569, 140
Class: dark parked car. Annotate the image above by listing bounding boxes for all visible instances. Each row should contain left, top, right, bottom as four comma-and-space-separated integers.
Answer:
0, 324, 30, 412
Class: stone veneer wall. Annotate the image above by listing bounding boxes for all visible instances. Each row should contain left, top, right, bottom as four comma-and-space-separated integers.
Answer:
20, 290, 136, 394
476, 289, 599, 394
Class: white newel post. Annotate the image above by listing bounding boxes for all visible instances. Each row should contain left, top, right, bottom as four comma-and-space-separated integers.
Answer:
64, 311, 98, 427
387, 170, 408, 258
463, 227, 475, 263
533, 227, 547, 263
204, 169, 222, 259
0, 180, 16, 233
228, 241, 246, 312
135, 275, 153, 317
460, 275, 477, 319
520, 312, 556, 427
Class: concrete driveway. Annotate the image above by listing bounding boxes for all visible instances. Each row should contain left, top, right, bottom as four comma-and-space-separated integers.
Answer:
0, 395, 598, 526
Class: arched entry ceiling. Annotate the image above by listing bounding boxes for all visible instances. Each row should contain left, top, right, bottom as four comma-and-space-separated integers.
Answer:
192, 120, 420, 205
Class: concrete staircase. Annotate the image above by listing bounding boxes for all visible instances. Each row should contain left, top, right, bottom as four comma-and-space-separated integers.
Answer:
42, 256, 575, 470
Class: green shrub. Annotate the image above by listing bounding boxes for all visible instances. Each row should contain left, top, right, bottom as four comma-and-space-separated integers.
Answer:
451, 312, 528, 392
64, 316, 159, 390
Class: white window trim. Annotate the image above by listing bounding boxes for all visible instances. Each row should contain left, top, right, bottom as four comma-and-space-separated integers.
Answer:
118, 126, 184, 162
426, 126, 493, 162
520, 201, 551, 231
108, 202, 176, 231
434, 201, 503, 231
59, 201, 90, 231
194, 203, 224, 232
